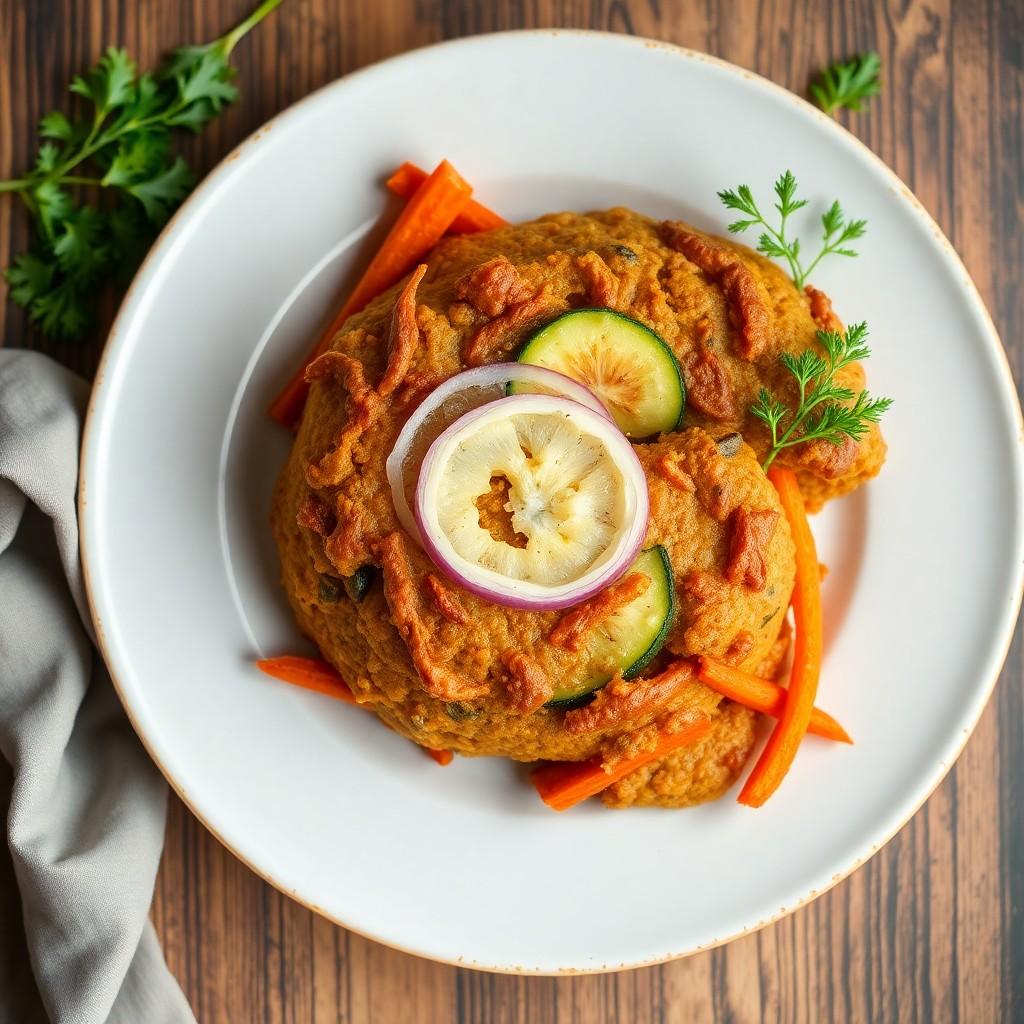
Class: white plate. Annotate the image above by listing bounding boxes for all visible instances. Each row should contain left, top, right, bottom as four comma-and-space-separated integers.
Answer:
80, 32, 1024, 973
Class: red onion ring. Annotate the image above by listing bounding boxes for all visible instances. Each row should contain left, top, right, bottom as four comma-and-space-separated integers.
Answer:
414, 393, 649, 610
386, 363, 610, 543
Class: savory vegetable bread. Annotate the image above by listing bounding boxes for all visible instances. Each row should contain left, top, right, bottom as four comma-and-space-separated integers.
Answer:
271, 208, 885, 807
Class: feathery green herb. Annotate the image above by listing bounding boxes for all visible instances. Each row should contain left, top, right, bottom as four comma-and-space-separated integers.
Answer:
751, 322, 892, 470
811, 52, 882, 116
0, 0, 281, 341
718, 170, 867, 290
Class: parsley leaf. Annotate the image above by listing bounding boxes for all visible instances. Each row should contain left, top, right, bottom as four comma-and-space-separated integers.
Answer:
754, 322, 892, 469
811, 52, 882, 115
719, 170, 866, 288
0, 0, 282, 342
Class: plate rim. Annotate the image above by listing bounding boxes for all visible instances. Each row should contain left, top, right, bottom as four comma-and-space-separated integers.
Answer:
78, 28, 1024, 974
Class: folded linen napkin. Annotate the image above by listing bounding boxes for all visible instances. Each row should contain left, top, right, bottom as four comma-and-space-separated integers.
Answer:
0, 350, 194, 1023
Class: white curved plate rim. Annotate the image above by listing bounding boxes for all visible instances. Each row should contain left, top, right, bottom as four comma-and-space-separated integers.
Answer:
79, 29, 1024, 973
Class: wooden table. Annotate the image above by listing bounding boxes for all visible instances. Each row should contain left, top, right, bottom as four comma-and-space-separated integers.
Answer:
3, 1, 1021, 1020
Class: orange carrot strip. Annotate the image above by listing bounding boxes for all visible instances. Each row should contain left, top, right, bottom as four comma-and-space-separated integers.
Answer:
425, 748, 454, 766
737, 467, 823, 807
386, 161, 507, 233
532, 718, 712, 812
256, 656, 357, 704
269, 160, 473, 428
698, 656, 851, 744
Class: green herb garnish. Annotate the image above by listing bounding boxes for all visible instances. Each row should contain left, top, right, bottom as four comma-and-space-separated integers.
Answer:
718, 170, 866, 290
0, 0, 281, 341
811, 52, 882, 115
751, 322, 892, 470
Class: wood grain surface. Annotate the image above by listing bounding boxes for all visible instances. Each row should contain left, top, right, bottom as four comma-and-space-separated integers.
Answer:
2, 1, 1021, 1021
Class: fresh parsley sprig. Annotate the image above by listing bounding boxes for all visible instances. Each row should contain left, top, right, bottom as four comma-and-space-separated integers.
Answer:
0, 0, 282, 341
811, 52, 882, 115
751, 322, 892, 469
718, 171, 866, 290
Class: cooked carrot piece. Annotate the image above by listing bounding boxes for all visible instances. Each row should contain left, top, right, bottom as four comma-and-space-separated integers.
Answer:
737, 467, 824, 806
269, 159, 473, 428
256, 656, 357, 703
532, 717, 712, 812
424, 748, 454, 766
698, 656, 851, 744
386, 161, 507, 233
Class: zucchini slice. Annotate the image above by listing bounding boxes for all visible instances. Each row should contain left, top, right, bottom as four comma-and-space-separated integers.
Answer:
514, 308, 685, 438
546, 545, 675, 706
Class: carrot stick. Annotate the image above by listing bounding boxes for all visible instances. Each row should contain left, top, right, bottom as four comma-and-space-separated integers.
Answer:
737, 467, 824, 807
424, 748, 454, 766
698, 656, 851, 744
256, 656, 357, 704
532, 717, 712, 812
269, 160, 474, 428
386, 161, 507, 233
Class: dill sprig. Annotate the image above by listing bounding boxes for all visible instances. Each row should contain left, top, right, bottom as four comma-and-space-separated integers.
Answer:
751, 322, 892, 469
718, 170, 867, 290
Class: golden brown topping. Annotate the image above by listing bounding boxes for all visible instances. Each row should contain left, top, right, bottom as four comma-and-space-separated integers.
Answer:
790, 433, 859, 479
660, 223, 771, 360
424, 573, 471, 626
463, 288, 556, 367
655, 454, 696, 492
575, 251, 619, 307
548, 573, 651, 653
455, 256, 532, 317
563, 661, 696, 734
296, 493, 336, 537
324, 496, 371, 571
377, 532, 488, 702
500, 650, 551, 713
682, 569, 725, 606
725, 508, 779, 592
724, 630, 755, 665
378, 264, 426, 397
304, 350, 372, 396
805, 284, 844, 332
682, 344, 736, 421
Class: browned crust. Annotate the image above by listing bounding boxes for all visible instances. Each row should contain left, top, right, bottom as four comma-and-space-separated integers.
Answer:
378, 264, 426, 397
296, 492, 336, 537
660, 222, 772, 360
377, 531, 488, 702
463, 288, 557, 367
500, 650, 551, 713
575, 251, 619, 307
455, 255, 533, 317
548, 573, 651, 653
725, 507, 779, 592
424, 572, 471, 626
563, 661, 696, 734
805, 284, 844, 332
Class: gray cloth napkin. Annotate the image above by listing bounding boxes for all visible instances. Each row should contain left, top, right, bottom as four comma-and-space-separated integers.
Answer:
0, 351, 194, 1024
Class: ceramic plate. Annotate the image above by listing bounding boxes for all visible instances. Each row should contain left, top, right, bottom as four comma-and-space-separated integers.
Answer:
80, 31, 1024, 973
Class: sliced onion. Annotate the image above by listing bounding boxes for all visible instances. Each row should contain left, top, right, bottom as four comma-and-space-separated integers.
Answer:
414, 393, 649, 610
386, 363, 610, 543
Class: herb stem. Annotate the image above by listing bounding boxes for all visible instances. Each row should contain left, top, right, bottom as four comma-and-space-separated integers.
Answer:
0, 179, 31, 192
218, 0, 283, 56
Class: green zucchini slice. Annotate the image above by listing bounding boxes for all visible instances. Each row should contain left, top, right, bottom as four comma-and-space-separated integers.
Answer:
514, 308, 685, 438
546, 545, 676, 706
